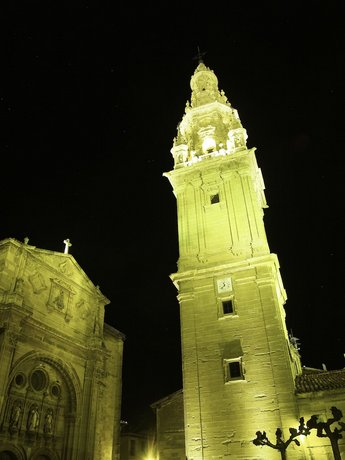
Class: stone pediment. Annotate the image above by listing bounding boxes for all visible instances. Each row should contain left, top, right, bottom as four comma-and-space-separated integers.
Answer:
29, 249, 98, 296
1, 238, 107, 302
0, 238, 109, 334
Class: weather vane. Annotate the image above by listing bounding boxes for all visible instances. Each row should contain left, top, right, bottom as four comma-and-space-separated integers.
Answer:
193, 46, 207, 64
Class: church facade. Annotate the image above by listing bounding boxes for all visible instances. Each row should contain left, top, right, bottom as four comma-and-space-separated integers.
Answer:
162, 62, 345, 459
0, 237, 124, 460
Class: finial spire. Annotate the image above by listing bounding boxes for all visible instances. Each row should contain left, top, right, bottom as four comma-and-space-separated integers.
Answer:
63, 238, 72, 254
193, 46, 207, 64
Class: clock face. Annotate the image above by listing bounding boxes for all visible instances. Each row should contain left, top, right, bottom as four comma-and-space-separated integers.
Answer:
217, 277, 232, 293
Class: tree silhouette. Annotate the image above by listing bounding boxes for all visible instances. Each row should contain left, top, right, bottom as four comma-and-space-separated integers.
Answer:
253, 407, 345, 459
252, 418, 310, 460
306, 406, 345, 460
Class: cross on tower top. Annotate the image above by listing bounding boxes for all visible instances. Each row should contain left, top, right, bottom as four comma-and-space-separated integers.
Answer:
193, 46, 207, 64
63, 239, 72, 254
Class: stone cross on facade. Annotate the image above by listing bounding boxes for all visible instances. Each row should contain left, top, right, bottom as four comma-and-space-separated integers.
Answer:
63, 239, 72, 254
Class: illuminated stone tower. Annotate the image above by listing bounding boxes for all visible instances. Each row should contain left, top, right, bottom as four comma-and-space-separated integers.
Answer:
164, 62, 303, 459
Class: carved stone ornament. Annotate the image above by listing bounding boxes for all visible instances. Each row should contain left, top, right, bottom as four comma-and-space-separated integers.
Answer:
47, 279, 74, 322
75, 299, 92, 320
14, 277, 24, 295
250, 240, 267, 256
43, 408, 54, 436
95, 367, 108, 380
27, 404, 40, 432
7, 331, 20, 347
9, 400, 23, 433
75, 299, 85, 310
197, 253, 208, 264
29, 271, 47, 294
230, 243, 248, 257
59, 260, 72, 276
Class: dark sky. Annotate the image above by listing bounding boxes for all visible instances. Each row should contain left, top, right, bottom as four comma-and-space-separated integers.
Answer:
3, 2, 345, 428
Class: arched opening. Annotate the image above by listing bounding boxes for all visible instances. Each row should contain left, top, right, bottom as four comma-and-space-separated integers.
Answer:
4, 352, 81, 460
31, 448, 57, 460
0, 445, 25, 460
0, 451, 19, 460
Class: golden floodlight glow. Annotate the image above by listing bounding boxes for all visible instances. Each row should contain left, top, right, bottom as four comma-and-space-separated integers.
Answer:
144, 449, 157, 460
143, 435, 157, 460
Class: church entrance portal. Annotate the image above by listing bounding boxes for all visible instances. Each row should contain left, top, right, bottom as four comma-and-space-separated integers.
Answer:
0, 452, 19, 460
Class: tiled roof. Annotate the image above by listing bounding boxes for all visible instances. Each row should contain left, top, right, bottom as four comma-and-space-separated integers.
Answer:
295, 368, 345, 394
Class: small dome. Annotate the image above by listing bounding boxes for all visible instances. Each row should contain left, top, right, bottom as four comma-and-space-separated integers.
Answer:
190, 64, 218, 93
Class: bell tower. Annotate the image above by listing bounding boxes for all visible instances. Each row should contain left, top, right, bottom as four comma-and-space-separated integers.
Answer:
164, 61, 303, 459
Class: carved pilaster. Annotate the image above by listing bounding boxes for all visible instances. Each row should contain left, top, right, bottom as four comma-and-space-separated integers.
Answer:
0, 326, 20, 420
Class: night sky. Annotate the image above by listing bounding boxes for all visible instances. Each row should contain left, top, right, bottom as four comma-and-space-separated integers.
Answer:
3, 2, 345, 428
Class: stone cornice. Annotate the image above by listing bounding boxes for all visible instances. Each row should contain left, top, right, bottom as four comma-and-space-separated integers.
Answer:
21, 315, 111, 358
171, 253, 281, 283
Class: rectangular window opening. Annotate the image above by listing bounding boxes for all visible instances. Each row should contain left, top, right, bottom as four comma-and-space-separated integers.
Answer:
210, 193, 220, 204
229, 361, 241, 379
222, 299, 233, 315
225, 358, 244, 382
